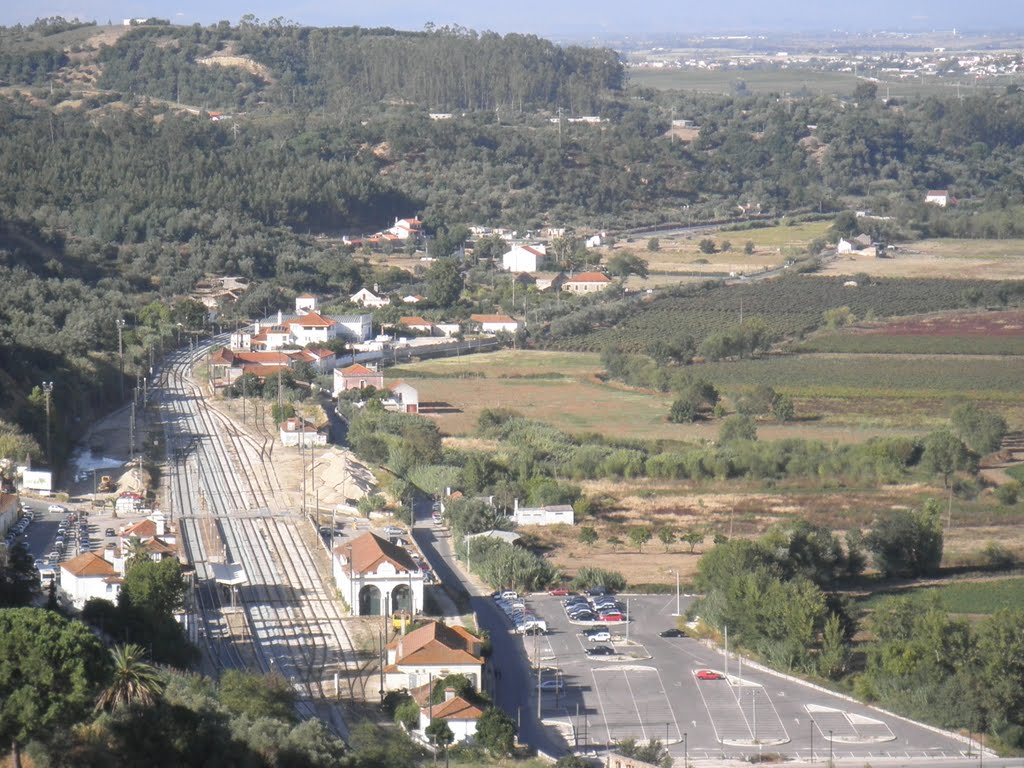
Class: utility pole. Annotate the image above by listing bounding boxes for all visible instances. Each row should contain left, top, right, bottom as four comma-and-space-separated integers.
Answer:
42, 381, 54, 466
117, 318, 125, 401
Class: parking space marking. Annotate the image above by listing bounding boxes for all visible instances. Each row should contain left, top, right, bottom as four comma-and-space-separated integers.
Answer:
694, 675, 789, 746
621, 667, 648, 742
588, 667, 682, 746
808, 704, 895, 743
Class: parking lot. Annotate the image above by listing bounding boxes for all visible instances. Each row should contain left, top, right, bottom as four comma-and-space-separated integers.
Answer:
500, 592, 977, 761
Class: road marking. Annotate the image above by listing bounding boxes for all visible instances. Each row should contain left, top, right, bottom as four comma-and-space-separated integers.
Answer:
621, 669, 648, 742
590, 667, 612, 742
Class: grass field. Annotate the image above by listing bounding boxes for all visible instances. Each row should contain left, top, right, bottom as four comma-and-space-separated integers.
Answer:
1007, 465, 1024, 482
798, 334, 1024, 356
856, 576, 1024, 615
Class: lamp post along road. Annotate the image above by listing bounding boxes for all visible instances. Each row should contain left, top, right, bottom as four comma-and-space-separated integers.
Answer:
42, 381, 54, 467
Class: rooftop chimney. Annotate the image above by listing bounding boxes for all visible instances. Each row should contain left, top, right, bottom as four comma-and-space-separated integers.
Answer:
444, 687, 456, 702
277, 310, 283, 325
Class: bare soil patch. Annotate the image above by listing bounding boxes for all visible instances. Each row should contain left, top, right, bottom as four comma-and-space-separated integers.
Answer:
820, 239, 1024, 280
859, 310, 1024, 337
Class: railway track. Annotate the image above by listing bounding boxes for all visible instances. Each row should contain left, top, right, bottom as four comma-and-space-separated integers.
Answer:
154, 342, 361, 735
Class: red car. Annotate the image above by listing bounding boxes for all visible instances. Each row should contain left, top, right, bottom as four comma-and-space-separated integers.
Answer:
598, 613, 624, 622
696, 670, 724, 681
548, 588, 570, 596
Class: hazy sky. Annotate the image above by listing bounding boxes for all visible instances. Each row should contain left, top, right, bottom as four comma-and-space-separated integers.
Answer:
3, 0, 1020, 36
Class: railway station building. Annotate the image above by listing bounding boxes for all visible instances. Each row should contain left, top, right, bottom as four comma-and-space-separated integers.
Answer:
333, 532, 424, 618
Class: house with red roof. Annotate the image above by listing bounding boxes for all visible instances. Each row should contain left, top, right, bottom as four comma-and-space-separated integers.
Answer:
333, 363, 384, 397
469, 314, 522, 334
383, 619, 484, 692
399, 316, 434, 335
333, 532, 424, 618
563, 271, 612, 294
279, 416, 327, 447
418, 688, 485, 745
387, 217, 423, 241
501, 244, 546, 272
60, 552, 122, 608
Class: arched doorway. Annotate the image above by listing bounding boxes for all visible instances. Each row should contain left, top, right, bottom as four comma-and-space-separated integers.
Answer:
359, 584, 381, 616
392, 584, 411, 615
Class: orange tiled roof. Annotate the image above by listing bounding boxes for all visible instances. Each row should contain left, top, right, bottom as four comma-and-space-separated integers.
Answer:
122, 520, 157, 538
339, 363, 379, 376
386, 620, 483, 668
470, 314, 517, 324
61, 552, 116, 578
567, 271, 610, 283
426, 696, 485, 721
338, 532, 417, 575
400, 316, 432, 327
287, 311, 335, 328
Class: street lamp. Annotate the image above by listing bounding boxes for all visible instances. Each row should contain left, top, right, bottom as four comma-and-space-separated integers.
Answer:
829, 728, 833, 767
117, 318, 125, 401
42, 381, 54, 466
669, 568, 682, 616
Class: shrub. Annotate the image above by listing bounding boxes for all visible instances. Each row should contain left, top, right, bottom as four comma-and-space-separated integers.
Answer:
994, 482, 1020, 507
571, 568, 626, 591
394, 698, 420, 730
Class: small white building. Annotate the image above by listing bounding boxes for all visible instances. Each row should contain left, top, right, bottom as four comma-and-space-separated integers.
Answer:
279, 417, 328, 447
295, 294, 319, 314
384, 382, 420, 414
837, 238, 854, 254
384, 620, 485, 692
351, 288, 392, 308
115, 492, 143, 516
925, 190, 950, 207
501, 245, 545, 273
512, 501, 575, 526
469, 314, 522, 334
418, 690, 484, 745
60, 552, 122, 609
333, 532, 424, 617
387, 217, 423, 240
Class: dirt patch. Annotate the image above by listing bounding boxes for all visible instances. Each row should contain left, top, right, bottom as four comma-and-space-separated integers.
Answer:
858, 310, 1024, 337
819, 241, 1024, 280
196, 54, 273, 82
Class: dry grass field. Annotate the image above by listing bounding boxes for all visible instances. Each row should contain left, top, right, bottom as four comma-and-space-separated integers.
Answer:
820, 239, 1024, 280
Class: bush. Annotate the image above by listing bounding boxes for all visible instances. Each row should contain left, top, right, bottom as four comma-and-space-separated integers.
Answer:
394, 698, 420, 730
571, 567, 627, 591
994, 482, 1020, 506
981, 541, 1016, 570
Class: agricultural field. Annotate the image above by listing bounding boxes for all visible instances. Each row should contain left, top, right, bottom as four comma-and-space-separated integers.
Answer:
627, 66, 1018, 98
621, 220, 830, 276
820, 238, 1024, 281
800, 310, 1024, 355
856, 576, 1024, 616
546, 275, 1016, 355
392, 348, 1024, 441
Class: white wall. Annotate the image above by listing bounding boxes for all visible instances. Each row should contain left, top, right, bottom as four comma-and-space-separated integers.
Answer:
60, 573, 120, 610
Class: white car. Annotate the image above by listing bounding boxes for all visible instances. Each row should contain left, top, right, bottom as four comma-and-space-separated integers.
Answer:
586, 630, 611, 642
48, 504, 66, 514
539, 679, 564, 691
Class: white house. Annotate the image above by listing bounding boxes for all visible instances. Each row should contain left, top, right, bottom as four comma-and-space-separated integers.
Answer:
512, 501, 575, 526
418, 690, 484, 745
279, 417, 328, 447
115, 492, 143, 516
333, 532, 424, 617
287, 311, 337, 346
399, 316, 435, 335
837, 238, 854, 254
469, 314, 521, 334
563, 272, 611, 294
501, 245, 545, 273
60, 552, 122, 609
295, 294, 319, 314
387, 217, 423, 240
925, 190, 950, 207
233, 311, 372, 352
384, 382, 420, 414
383, 620, 485, 692
585, 233, 605, 249
351, 288, 392, 308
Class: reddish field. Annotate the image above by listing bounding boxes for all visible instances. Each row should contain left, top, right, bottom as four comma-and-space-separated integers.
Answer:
861, 310, 1024, 337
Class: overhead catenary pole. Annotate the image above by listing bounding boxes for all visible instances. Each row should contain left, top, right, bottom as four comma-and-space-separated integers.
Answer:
42, 381, 54, 466
117, 318, 125, 401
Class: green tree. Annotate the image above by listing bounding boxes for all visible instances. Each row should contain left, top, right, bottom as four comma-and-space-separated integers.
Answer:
426, 258, 463, 307
682, 529, 704, 553
865, 502, 944, 578
578, 526, 599, 550
606, 250, 649, 278
123, 535, 150, 573
657, 526, 675, 552
698, 238, 717, 254
218, 669, 296, 722
744, 240, 755, 254
719, 414, 757, 444
668, 397, 697, 423
923, 429, 971, 488
646, 237, 660, 252
95, 643, 164, 712
476, 706, 516, 756
0, 608, 110, 762
950, 403, 1007, 455
817, 613, 849, 680
425, 718, 455, 755
628, 526, 652, 553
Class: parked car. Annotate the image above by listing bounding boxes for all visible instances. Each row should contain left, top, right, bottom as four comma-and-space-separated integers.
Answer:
47, 504, 66, 514
105, 528, 116, 537
585, 645, 615, 656
497, 590, 518, 601
586, 630, 611, 642
548, 587, 570, 596
659, 628, 685, 638
569, 611, 595, 622
539, 679, 564, 691
585, 586, 609, 597
597, 613, 624, 622
696, 670, 724, 680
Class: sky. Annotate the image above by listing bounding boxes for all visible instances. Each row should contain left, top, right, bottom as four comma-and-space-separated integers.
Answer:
3, 0, 1021, 37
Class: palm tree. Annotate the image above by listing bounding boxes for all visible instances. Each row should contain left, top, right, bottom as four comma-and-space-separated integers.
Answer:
124, 535, 149, 572
95, 644, 164, 712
